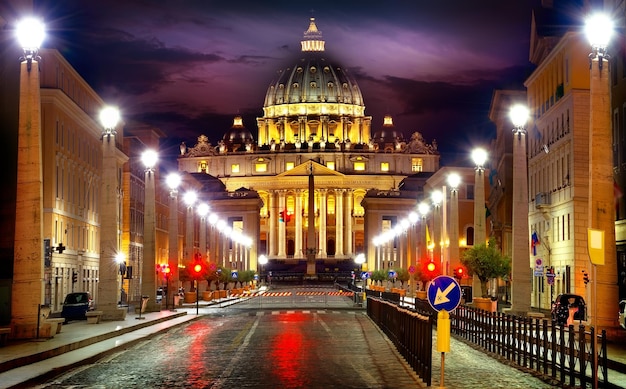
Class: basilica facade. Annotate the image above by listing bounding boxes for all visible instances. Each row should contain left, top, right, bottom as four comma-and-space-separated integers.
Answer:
177, 19, 440, 275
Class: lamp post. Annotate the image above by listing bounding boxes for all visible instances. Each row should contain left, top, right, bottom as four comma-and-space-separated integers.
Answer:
183, 190, 197, 265
447, 173, 461, 276
431, 190, 443, 273
472, 148, 488, 299
418, 202, 430, 264
141, 149, 159, 312
97, 105, 127, 321
197, 202, 209, 295
166, 172, 181, 310
115, 253, 127, 305
510, 104, 531, 313
585, 13, 618, 329
258, 254, 268, 286
12, 17, 46, 338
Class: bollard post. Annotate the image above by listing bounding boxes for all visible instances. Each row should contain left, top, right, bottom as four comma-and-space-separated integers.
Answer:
437, 309, 451, 388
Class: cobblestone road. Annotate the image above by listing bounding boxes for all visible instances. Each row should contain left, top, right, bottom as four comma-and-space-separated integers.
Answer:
33, 308, 557, 389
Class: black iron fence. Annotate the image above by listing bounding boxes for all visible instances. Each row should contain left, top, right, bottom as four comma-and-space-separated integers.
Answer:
450, 305, 608, 389
367, 297, 433, 386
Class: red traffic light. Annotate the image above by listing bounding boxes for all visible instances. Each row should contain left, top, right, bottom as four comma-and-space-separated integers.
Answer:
426, 262, 436, 272
193, 263, 202, 273
454, 266, 465, 280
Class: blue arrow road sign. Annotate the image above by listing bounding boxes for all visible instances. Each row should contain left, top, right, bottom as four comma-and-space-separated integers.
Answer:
427, 275, 462, 312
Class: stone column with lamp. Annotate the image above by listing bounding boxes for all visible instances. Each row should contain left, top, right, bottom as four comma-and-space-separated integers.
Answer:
140, 150, 160, 312
97, 106, 127, 321
471, 148, 488, 299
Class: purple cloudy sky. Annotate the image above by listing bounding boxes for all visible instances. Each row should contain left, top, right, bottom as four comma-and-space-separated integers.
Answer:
34, 0, 545, 164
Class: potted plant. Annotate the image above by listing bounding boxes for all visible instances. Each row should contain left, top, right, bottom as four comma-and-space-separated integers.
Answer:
461, 237, 511, 312
412, 263, 439, 299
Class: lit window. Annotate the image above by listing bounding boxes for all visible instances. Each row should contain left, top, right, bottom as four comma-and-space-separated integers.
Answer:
286, 162, 294, 171
327, 161, 335, 170
255, 163, 267, 172
411, 158, 423, 172
380, 162, 389, 172
199, 161, 207, 172
354, 162, 365, 171
231, 164, 240, 173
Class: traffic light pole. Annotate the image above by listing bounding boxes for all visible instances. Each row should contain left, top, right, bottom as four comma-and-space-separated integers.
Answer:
196, 280, 199, 315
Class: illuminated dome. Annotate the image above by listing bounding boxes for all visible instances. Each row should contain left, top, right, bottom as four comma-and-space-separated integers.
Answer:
223, 116, 254, 143
258, 18, 371, 146
372, 115, 402, 142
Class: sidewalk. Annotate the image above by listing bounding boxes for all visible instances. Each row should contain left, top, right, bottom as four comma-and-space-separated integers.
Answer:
0, 296, 242, 389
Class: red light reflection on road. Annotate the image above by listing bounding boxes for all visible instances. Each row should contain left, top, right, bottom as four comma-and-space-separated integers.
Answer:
184, 321, 213, 386
270, 312, 312, 388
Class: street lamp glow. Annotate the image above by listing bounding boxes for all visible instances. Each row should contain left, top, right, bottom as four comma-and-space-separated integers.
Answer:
197, 202, 209, 217
431, 190, 443, 206
258, 255, 268, 265
208, 213, 219, 225
509, 104, 529, 131
585, 13, 613, 50
141, 149, 158, 170
471, 148, 488, 169
166, 172, 181, 191
447, 173, 461, 190
99, 106, 120, 132
115, 252, 125, 265
409, 211, 419, 224
418, 202, 430, 216
355, 253, 365, 265
16, 17, 45, 53
183, 191, 197, 207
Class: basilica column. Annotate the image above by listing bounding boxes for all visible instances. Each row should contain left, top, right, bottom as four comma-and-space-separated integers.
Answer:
345, 190, 353, 256
335, 190, 344, 257
278, 190, 287, 257
268, 191, 277, 257
295, 190, 303, 258
319, 189, 327, 257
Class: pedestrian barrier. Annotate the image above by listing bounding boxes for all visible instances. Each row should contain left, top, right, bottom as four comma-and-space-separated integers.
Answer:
450, 305, 608, 389
367, 297, 433, 387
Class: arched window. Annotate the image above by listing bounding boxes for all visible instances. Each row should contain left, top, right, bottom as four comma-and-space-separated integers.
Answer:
466, 226, 475, 246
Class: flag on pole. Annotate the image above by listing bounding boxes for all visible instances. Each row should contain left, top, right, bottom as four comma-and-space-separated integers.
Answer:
531, 231, 540, 255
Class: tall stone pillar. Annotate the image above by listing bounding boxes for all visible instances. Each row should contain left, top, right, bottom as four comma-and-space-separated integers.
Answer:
335, 190, 344, 257
345, 190, 353, 256
97, 130, 126, 321
268, 191, 277, 257
295, 190, 303, 258
588, 52, 618, 327
319, 189, 327, 257
168, 189, 180, 307
141, 166, 159, 312
12, 57, 45, 339
278, 190, 286, 257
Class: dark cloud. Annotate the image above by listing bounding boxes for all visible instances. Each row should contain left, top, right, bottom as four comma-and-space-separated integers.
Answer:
32, 0, 540, 165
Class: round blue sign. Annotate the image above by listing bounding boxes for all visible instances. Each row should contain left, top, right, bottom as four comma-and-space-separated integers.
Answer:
427, 275, 462, 312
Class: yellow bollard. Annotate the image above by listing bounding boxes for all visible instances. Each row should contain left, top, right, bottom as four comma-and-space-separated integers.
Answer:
437, 310, 450, 352
437, 309, 451, 388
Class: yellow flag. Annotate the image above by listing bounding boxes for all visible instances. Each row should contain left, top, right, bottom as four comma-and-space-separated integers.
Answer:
426, 224, 431, 245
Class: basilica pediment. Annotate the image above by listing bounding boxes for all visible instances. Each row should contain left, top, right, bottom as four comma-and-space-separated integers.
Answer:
277, 160, 344, 177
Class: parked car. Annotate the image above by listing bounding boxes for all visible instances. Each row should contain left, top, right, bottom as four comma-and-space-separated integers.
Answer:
619, 300, 626, 329
61, 292, 93, 323
551, 293, 586, 325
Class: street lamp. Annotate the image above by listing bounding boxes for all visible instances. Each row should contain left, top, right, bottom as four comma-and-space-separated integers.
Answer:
447, 173, 461, 276
418, 202, 430, 265
97, 105, 127, 320
258, 254, 268, 285
509, 104, 531, 313
471, 148, 488, 300
12, 17, 46, 338
183, 190, 197, 277
141, 149, 158, 312
585, 13, 618, 329
431, 190, 443, 274
166, 172, 181, 310
115, 253, 127, 305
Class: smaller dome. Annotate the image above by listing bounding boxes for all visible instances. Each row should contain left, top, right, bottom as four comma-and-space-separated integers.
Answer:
372, 115, 401, 142
223, 116, 254, 143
